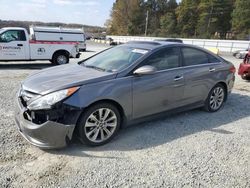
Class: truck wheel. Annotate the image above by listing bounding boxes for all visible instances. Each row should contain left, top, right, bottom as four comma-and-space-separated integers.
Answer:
52, 52, 69, 65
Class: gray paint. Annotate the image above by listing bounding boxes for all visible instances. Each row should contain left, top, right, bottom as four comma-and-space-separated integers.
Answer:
15, 42, 235, 148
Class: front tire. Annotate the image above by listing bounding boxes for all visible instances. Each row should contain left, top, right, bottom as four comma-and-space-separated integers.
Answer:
52, 52, 69, 65
204, 84, 226, 112
77, 103, 121, 146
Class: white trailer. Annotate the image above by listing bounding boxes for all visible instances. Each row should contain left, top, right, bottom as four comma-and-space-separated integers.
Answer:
0, 27, 81, 65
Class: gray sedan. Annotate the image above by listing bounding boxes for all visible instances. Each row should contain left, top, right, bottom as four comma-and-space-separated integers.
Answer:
15, 41, 235, 148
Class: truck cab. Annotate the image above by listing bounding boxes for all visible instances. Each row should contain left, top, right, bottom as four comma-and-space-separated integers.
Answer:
0, 27, 30, 60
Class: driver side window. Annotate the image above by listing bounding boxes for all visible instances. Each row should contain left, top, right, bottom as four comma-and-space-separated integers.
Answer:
0, 30, 26, 43
143, 47, 180, 71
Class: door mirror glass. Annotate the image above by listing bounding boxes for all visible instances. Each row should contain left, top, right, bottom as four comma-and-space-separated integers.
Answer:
133, 65, 157, 75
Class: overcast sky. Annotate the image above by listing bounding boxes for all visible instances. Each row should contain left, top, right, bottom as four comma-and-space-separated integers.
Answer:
0, 0, 115, 26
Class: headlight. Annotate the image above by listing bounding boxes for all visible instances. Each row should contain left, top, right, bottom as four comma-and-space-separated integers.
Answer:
27, 87, 79, 110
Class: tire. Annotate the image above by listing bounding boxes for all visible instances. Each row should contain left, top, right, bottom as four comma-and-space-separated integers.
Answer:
204, 84, 226, 112
241, 75, 250, 81
52, 52, 69, 65
235, 53, 242, 59
77, 103, 121, 146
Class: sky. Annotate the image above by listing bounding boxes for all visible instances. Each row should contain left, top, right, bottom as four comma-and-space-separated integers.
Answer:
0, 0, 116, 26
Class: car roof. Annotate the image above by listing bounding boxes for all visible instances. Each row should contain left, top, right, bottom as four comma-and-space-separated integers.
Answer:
124, 40, 205, 50
123, 41, 220, 57
124, 41, 183, 50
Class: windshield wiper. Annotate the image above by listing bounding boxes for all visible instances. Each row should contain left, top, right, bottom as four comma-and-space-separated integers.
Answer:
84, 65, 106, 72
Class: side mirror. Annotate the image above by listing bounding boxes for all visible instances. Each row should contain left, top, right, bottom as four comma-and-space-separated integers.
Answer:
133, 65, 157, 75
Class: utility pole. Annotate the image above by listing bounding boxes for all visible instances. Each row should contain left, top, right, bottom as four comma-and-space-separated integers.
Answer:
207, 3, 214, 35
145, 10, 149, 36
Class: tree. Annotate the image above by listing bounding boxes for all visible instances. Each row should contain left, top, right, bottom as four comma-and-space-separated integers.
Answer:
197, 0, 234, 39
143, 0, 178, 36
108, 0, 144, 35
176, 0, 200, 37
232, 0, 250, 39
160, 12, 177, 37
159, 0, 178, 37
106, 0, 248, 39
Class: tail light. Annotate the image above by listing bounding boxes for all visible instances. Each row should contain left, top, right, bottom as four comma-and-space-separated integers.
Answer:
229, 66, 236, 74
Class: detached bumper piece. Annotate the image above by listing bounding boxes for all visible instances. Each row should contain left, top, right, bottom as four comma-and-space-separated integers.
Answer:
15, 98, 81, 149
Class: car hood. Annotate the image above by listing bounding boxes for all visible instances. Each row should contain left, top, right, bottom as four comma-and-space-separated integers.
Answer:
22, 63, 116, 95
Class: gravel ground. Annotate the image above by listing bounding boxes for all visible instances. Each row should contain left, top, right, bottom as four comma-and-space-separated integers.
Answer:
0, 41, 249, 188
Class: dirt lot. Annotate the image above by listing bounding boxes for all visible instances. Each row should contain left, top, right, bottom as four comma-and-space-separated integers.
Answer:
0, 41, 249, 188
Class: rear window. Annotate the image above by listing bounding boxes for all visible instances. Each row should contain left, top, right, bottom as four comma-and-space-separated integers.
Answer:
182, 47, 209, 66
208, 54, 221, 63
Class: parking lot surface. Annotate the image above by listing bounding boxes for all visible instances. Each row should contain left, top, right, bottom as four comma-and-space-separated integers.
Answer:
0, 41, 249, 187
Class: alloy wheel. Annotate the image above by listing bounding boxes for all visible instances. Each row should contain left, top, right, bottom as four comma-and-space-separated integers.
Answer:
209, 87, 225, 111
57, 55, 67, 65
84, 108, 117, 143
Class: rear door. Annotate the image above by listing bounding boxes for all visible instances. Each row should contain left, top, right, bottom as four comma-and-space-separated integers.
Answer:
132, 47, 186, 119
180, 47, 222, 104
0, 30, 28, 60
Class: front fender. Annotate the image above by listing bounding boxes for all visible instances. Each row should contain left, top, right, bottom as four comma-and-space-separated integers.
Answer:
63, 77, 133, 120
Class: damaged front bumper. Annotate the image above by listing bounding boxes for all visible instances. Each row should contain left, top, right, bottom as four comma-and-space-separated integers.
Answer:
15, 96, 81, 149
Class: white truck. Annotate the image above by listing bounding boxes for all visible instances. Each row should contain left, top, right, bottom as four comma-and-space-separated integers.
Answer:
0, 26, 83, 65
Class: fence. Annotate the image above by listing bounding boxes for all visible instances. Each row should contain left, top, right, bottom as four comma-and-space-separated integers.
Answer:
107, 35, 250, 53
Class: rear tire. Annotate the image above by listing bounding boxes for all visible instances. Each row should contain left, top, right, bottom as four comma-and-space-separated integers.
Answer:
204, 84, 226, 112
52, 52, 69, 65
77, 103, 121, 146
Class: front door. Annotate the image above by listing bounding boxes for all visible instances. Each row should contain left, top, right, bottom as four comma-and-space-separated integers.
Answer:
132, 47, 185, 119
0, 30, 28, 60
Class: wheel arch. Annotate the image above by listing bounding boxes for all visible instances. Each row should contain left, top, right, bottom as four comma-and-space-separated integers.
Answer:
86, 99, 126, 121
215, 81, 228, 101
73, 99, 126, 137
52, 49, 70, 59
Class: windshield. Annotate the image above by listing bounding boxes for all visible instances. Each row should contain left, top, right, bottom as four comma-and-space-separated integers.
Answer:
81, 45, 148, 72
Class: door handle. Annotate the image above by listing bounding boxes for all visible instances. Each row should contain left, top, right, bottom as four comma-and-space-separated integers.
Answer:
17, 44, 23, 47
209, 68, 216, 72
174, 76, 184, 81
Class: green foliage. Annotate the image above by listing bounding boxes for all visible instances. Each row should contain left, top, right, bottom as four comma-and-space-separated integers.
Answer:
160, 12, 177, 37
107, 0, 249, 39
108, 0, 145, 35
232, 0, 250, 39
197, 0, 234, 39
176, 0, 200, 37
